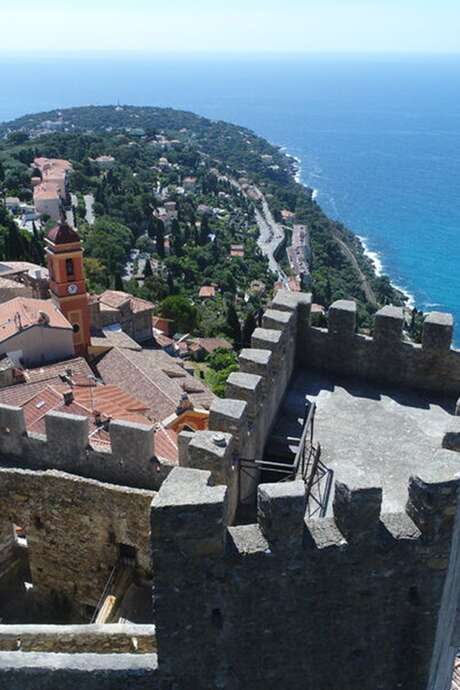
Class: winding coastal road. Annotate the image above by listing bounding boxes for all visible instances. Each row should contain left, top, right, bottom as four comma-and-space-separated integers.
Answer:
231, 177, 288, 285
254, 198, 288, 284
332, 232, 377, 305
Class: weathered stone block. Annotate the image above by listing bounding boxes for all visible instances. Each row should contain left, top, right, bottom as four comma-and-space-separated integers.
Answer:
333, 478, 382, 542
110, 420, 155, 462
271, 289, 311, 314
226, 372, 263, 407
186, 430, 233, 484
251, 327, 282, 353
261, 309, 292, 332
177, 430, 195, 467
373, 305, 404, 342
258, 481, 306, 550
328, 300, 356, 336
45, 411, 89, 453
0, 404, 26, 435
239, 348, 272, 378
406, 449, 460, 541
209, 399, 248, 454
151, 467, 226, 557
422, 311, 454, 352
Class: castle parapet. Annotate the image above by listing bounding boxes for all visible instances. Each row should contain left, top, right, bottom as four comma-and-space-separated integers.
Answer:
328, 300, 356, 336
333, 477, 382, 543
423, 311, 454, 353
0, 404, 164, 491
373, 305, 404, 343
406, 449, 460, 543
45, 411, 89, 459
258, 481, 306, 551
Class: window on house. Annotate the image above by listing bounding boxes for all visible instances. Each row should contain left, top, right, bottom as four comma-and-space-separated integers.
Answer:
66, 258, 74, 277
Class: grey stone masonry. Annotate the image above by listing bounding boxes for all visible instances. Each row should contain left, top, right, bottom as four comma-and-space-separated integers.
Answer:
373, 305, 404, 342
0, 652, 158, 690
333, 477, 382, 543
423, 312, 454, 353
178, 429, 234, 485
0, 406, 170, 491
301, 297, 460, 395
150, 450, 460, 690
328, 299, 357, 336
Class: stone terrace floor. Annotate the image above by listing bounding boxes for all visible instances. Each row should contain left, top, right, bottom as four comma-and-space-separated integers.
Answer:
269, 369, 457, 514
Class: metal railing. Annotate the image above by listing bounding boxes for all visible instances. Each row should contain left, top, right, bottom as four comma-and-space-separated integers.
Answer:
237, 401, 333, 519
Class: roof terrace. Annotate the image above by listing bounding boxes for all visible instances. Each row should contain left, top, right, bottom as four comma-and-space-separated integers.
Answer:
268, 368, 457, 514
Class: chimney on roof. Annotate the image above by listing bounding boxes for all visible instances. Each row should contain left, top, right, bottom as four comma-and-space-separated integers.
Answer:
38, 311, 50, 326
176, 392, 193, 416
63, 390, 74, 405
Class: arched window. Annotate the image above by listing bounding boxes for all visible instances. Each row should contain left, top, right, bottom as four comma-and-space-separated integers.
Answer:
66, 258, 74, 277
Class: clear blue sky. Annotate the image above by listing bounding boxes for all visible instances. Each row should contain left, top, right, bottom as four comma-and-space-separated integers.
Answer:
2, 0, 460, 54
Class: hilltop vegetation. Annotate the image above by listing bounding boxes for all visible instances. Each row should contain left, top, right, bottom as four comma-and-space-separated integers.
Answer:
0, 105, 406, 341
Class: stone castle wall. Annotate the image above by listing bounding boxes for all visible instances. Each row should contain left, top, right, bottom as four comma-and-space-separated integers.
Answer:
0, 623, 156, 654
301, 298, 460, 397
151, 459, 460, 690
0, 407, 172, 491
0, 466, 154, 608
1, 289, 460, 688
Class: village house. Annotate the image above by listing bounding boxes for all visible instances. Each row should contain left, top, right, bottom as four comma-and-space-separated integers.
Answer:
199, 285, 216, 299
0, 297, 74, 367
33, 157, 72, 220
91, 155, 115, 169
189, 337, 232, 362
0, 261, 49, 301
89, 290, 155, 344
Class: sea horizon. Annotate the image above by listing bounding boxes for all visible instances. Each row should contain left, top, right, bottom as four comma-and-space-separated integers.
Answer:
1, 53, 459, 341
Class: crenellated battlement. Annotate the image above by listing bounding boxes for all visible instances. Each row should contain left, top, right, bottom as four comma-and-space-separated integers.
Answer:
150, 458, 460, 689
0, 404, 171, 490
302, 296, 460, 396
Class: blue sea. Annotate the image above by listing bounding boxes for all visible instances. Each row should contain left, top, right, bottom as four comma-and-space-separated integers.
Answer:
1, 54, 459, 339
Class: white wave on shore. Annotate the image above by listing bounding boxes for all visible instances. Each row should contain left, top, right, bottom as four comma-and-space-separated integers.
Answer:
285, 148, 417, 310
357, 235, 384, 277
358, 235, 416, 308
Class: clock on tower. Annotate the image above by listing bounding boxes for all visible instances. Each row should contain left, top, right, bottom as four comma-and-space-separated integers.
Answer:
45, 221, 91, 356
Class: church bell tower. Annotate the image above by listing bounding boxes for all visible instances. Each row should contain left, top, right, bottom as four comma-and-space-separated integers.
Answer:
45, 221, 91, 356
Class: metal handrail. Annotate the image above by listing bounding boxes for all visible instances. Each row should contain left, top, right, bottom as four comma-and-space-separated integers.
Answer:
90, 559, 119, 624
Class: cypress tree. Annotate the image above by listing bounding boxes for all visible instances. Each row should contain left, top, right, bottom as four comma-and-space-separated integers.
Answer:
143, 259, 153, 279
226, 303, 241, 348
114, 273, 124, 291
242, 310, 257, 347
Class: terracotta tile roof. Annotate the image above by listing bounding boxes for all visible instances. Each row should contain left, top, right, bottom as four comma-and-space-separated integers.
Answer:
34, 157, 72, 174
199, 286, 216, 298
34, 182, 61, 200
0, 380, 60, 408
154, 333, 174, 349
23, 357, 93, 384
97, 290, 155, 314
22, 386, 90, 434
96, 347, 214, 423
0, 262, 45, 277
230, 244, 245, 258
193, 338, 232, 354
0, 277, 27, 290
0, 298, 71, 344
20, 381, 151, 438
155, 427, 178, 464
47, 222, 80, 245
0, 358, 93, 407
91, 330, 142, 351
